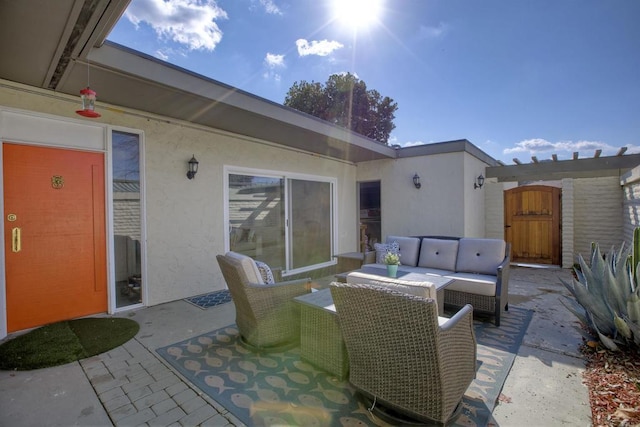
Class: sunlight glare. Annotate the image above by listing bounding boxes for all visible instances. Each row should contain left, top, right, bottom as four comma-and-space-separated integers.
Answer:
333, 0, 383, 29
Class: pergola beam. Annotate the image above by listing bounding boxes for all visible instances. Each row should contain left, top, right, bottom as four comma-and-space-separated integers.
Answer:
487, 153, 640, 182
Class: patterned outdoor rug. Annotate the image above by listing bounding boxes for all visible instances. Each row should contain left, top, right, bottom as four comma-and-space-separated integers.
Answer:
185, 290, 232, 309
158, 307, 532, 426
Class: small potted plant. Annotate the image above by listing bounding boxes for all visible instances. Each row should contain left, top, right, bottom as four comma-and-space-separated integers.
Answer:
383, 251, 400, 278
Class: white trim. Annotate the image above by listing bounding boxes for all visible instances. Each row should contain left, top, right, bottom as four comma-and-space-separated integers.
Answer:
0, 144, 5, 338
108, 127, 147, 314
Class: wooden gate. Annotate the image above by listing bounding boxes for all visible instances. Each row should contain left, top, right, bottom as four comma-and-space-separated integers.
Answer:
504, 185, 561, 265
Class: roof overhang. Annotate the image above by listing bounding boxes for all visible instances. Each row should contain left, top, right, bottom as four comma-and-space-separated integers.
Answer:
397, 139, 498, 165
0, 0, 395, 163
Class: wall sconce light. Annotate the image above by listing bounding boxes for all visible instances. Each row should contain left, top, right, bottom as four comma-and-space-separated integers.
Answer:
413, 173, 421, 189
474, 174, 485, 189
187, 155, 199, 180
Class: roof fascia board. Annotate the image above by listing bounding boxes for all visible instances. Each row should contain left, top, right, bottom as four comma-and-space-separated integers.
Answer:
396, 139, 497, 164
89, 41, 395, 159
43, 0, 85, 88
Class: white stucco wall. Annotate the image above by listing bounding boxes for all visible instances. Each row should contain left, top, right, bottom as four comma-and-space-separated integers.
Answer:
463, 154, 490, 237
0, 83, 358, 308
357, 151, 488, 239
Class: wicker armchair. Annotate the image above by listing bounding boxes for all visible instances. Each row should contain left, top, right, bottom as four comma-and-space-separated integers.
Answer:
330, 282, 477, 426
216, 252, 311, 351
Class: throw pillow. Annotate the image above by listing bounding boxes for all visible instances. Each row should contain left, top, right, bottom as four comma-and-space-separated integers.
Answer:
374, 241, 400, 264
254, 260, 275, 284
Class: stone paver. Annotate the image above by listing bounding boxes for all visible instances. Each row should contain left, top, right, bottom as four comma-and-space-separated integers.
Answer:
81, 336, 236, 427
0, 267, 588, 427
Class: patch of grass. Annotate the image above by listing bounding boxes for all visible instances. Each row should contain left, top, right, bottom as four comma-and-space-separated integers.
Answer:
0, 317, 139, 371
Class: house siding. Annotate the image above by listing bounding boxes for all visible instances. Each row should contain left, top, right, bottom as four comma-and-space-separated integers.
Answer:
485, 176, 624, 268
621, 166, 640, 248
0, 83, 358, 309
573, 176, 623, 259
561, 179, 575, 268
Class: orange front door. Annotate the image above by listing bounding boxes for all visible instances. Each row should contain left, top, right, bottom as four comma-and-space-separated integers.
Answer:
4, 143, 107, 332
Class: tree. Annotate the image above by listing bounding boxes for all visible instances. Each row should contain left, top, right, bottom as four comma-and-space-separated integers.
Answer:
284, 73, 398, 144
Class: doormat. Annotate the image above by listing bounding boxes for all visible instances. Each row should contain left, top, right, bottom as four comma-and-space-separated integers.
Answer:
184, 290, 232, 309
158, 307, 532, 426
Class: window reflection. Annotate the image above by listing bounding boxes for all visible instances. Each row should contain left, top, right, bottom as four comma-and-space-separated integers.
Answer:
229, 174, 285, 269
112, 131, 142, 308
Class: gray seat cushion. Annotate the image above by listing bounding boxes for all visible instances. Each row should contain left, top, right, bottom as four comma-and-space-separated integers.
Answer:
418, 238, 460, 271
444, 272, 497, 297
386, 236, 421, 267
346, 271, 436, 299
455, 238, 506, 275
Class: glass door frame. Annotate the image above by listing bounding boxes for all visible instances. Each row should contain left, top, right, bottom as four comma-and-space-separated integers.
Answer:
108, 127, 147, 313
224, 165, 337, 276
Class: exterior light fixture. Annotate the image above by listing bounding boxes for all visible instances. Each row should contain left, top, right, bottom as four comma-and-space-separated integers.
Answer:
474, 174, 485, 189
187, 155, 199, 180
413, 173, 421, 189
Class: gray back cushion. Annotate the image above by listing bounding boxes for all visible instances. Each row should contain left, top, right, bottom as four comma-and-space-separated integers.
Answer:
386, 236, 421, 267
225, 251, 263, 284
418, 238, 459, 271
455, 238, 506, 275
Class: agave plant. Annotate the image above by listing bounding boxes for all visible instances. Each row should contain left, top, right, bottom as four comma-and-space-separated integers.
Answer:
560, 242, 640, 351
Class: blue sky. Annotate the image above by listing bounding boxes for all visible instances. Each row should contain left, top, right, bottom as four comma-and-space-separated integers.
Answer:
107, 0, 640, 163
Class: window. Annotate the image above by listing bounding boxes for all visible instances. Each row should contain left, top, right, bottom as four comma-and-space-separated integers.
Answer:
227, 169, 335, 274
112, 130, 143, 308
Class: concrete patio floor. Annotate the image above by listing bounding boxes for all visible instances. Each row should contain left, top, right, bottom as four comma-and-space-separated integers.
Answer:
0, 266, 591, 426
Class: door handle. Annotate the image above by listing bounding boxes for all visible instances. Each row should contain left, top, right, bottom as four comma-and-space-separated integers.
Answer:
12, 227, 21, 252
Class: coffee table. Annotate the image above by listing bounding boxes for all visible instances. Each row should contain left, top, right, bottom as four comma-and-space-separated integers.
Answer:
338, 266, 453, 314
294, 289, 348, 379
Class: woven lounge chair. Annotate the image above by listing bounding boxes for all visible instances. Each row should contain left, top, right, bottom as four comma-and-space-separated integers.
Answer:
216, 252, 311, 351
330, 282, 477, 426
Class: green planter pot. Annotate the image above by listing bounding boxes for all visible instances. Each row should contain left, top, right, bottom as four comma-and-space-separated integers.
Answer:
386, 264, 398, 278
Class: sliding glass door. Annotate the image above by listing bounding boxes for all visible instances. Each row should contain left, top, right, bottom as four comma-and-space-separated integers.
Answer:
227, 169, 335, 274
289, 179, 332, 270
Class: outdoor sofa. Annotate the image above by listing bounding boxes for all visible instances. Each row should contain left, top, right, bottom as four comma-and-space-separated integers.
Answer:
363, 235, 510, 326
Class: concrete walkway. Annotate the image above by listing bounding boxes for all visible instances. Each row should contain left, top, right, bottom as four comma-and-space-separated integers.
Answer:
0, 266, 591, 426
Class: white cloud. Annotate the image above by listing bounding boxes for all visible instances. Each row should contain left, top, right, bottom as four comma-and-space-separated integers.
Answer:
155, 50, 169, 61
264, 53, 285, 69
296, 39, 344, 57
124, 0, 227, 51
417, 23, 448, 40
258, 0, 282, 15
502, 138, 639, 160
263, 53, 284, 81
401, 141, 426, 148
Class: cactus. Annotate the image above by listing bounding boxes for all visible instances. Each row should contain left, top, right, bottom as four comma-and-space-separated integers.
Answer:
633, 227, 640, 282
560, 242, 640, 351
